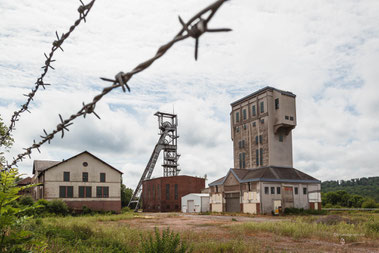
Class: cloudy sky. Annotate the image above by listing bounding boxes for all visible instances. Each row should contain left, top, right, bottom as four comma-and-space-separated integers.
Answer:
1, 0, 378, 189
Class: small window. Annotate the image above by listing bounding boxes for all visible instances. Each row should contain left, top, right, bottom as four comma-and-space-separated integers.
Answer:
252, 122, 256, 127
96, 186, 109, 198
285, 115, 289, 120
290, 116, 294, 121
259, 148, 263, 166
271, 187, 275, 194
279, 134, 283, 142
83, 162, 88, 167
174, 184, 178, 200
100, 173, 106, 182
236, 112, 240, 122
243, 124, 246, 130
243, 109, 247, 120
59, 186, 73, 198
261, 118, 264, 124
166, 184, 170, 200
264, 187, 269, 194
252, 105, 256, 116
63, 172, 70, 182
255, 136, 258, 145
82, 172, 88, 182
242, 153, 246, 169
216, 185, 219, 193
277, 187, 281, 194
303, 187, 307, 195
248, 182, 251, 191
236, 127, 239, 133
259, 135, 263, 144
256, 149, 259, 166
238, 141, 241, 149
260, 101, 264, 113
275, 98, 279, 110
294, 187, 298, 195
239, 153, 242, 169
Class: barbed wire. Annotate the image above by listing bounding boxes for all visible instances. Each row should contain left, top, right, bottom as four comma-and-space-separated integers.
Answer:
0, 0, 96, 148
4, 0, 230, 170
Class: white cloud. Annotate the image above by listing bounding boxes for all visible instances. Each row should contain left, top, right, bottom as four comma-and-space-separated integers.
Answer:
1, 0, 379, 189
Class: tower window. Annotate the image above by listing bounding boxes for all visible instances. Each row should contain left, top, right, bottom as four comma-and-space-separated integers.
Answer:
260, 101, 264, 113
242, 153, 246, 168
236, 127, 239, 133
243, 124, 246, 130
259, 135, 263, 144
290, 116, 294, 121
236, 112, 240, 122
252, 122, 256, 127
261, 118, 264, 124
256, 149, 259, 166
239, 153, 242, 169
285, 115, 289, 120
243, 109, 247, 120
275, 98, 279, 110
242, 140, 245, 148
255, 136, 258, 145
279, 134, 283, 142
252, 105, 256, 116
260, 148, 263, 166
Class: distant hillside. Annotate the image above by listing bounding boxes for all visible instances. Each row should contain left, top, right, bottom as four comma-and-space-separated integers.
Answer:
321, 176, 379, 202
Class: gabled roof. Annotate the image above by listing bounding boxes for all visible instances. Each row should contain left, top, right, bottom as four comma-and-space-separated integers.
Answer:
33, 160, 60, 174
230, 86, 296, 106
16, 177, 32, 185
209, 166, 320, 186
34, 151, 123, 175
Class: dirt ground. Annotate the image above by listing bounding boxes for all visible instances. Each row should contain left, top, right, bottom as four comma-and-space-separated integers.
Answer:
116, 213, 379, 253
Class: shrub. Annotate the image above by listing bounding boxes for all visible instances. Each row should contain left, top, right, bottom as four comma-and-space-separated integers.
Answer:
82, 205, 93, 215
361, 199, 377, 208
19, 196, 34, 206
283, 207, 326, 215
121, 206, 132, 213
141, 227, 192, 253
47, 200, 69, 216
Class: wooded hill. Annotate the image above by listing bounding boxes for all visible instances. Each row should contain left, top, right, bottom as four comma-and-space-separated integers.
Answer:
322, 176, 379, 202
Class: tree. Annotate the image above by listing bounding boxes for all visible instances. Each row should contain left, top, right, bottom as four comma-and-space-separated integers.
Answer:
121, 184, 133, 207
0, 114, 14, 168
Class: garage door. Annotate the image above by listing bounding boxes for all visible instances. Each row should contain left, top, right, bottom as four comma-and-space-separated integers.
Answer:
187, 200, 195, 213
225, 193, 240, 213
283, 187, 294, 209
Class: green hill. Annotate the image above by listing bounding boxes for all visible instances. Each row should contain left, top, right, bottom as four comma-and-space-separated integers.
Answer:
321, 176, 379, 202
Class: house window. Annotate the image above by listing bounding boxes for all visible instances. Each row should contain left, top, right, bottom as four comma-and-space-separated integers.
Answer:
59, 186, 73, 198
277, 187, 281, 194
275, 98, 279, 110
63, 172, 70, 182
216, 185, 219, 193
256, 149, 259, 166
236, 112, 240, 122
79, 186, 92, 198
285, 115, 289, 120
260, 101, 264, 113
303, 187, 307, 195
294, 187, 298, 195
82, 172, 88, 182
264, 187, 269, 194
259, 135, 263, 144
96, 186, 109, 198
166, 184, 170, 200
279, 134, 283, 142
271, 187, 275, 194
174, 184, 178, 200
100, 173, 106, 182
243, 109, 247, 120
252, 105, 256, 116
260, 148, 263, 166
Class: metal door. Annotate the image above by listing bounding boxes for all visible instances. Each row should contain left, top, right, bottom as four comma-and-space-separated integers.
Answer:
187, 200, 195, 213
282, 187, 294, 208
225, 192, 240, 212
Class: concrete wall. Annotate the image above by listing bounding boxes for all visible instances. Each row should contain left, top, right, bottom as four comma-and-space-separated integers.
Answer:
181, 194, 210, 213
210, 192, 223, 212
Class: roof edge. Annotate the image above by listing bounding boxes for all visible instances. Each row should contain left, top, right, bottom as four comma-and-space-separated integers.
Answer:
230, 86, 296, 106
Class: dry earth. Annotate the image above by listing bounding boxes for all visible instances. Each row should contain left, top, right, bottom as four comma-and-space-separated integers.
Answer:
115, 213, 379, 253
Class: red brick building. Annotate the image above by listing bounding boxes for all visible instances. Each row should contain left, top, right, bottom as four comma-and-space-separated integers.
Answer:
142, 175, 205, 212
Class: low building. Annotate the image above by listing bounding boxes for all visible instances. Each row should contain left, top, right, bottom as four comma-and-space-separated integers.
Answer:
209, 167, 321, 214
181, 193, 210, 213
16, 177, 33, 196
142, 175, 205, 212
32, 151, 123, 213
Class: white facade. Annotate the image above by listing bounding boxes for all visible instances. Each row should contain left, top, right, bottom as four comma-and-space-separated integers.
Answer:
181, 193, 210, 213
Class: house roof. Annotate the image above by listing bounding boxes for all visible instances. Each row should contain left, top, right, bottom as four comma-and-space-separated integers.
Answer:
34, 151, 123, 175
209, 166, 320, 186
33, 160, 60, 174
16, 177, 32, 185
230, 86, 296, 106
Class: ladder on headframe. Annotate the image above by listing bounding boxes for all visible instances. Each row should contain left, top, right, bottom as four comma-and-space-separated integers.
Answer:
128, 112, 180, 211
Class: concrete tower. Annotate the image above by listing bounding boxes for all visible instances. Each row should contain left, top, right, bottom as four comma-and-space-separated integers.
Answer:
230, 86, 296, 169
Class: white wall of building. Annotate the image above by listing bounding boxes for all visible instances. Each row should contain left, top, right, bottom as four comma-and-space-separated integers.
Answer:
182, 194, 210, 213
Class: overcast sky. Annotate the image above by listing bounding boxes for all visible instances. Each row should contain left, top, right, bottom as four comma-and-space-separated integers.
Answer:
1, 0, 378, 189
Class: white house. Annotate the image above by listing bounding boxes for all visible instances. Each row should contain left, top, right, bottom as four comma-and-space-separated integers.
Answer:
181, 193, 210, 213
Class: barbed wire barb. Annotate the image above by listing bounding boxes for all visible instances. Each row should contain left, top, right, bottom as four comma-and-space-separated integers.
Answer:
4, 0, 230, 170
0, 0, 96, 148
